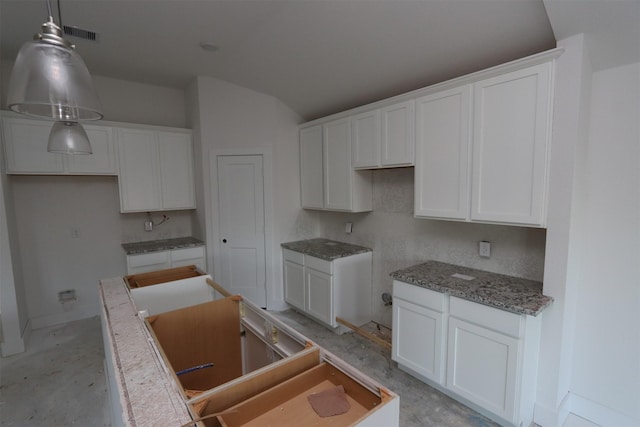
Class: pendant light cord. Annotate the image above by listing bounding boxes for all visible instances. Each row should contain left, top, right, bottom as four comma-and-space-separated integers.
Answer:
44, 0, 63, 26
57, 0, 63, 27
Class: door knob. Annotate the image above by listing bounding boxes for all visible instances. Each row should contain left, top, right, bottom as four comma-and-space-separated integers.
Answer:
222, 238, 227, 243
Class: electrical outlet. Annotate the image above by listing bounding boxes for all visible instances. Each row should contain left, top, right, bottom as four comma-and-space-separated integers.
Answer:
58, 289, 76, 302
479, 241, 491, 258
345, 222, 353, 234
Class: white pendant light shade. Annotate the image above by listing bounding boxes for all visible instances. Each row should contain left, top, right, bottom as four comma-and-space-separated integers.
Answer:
47, 121, 92, 154
7, 17, 102, 121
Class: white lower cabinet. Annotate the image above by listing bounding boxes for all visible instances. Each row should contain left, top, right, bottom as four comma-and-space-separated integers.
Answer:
392, 281, 542, 427
447, 316, 519, 421
283, 258, 305, 310
126, 246, 205, 275
392, 281, 446, 385
283, 248, 372, 332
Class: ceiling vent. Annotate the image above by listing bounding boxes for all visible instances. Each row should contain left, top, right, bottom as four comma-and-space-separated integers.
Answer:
63, 25, 99, 42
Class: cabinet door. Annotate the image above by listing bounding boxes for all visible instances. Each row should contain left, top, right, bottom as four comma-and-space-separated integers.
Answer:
323, 118, 352, 210
415, 86, 471, 220
299, 126, 324, 209
2, 117, 64, 174
471, 62, 552, 226
170, 247, 205, 270
117, 128, 162, 212
447, 317, 519, 422
158, 131, 195, 210
380, 100, 415, 167
392, 298, 445, 384
351, 110, 380, 168
126, 251, 171, 275
67, 125, 117, 175
283, 260, 305, 310
305, 267, 333, 326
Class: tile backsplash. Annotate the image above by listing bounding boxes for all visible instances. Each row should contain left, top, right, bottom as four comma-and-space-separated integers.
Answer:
300, 167, 546, 327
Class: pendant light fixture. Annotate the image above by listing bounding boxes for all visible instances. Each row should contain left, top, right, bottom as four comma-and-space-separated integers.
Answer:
47, 121, 92, 154
7, 0, 102, 121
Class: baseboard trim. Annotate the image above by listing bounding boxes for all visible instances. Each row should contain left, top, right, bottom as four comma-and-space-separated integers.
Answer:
535, 393, 640, 427
30, 304, 98, 330
569, 394, 640, 427
0, 318, 32, 357
534, 392, 571, 427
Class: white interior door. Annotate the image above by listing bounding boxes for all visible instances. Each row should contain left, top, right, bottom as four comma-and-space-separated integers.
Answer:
217, 155, 267, 307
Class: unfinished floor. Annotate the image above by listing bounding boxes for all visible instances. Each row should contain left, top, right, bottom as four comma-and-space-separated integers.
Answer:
0, 312, 502, 427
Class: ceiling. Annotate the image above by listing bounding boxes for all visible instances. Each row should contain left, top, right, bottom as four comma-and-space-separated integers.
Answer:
0, 1, 637, 121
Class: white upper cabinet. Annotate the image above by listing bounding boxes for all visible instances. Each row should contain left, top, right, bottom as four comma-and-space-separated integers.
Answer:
351, 100, 415, 169
299, 49, 559, 226
300, 121, 372, 212
117, 127, 195, 213
351, 110, 380, 168
158, 131, 195, 210
415, 86, 472, 220
323, 118, 353, 210
117, 128, 162, 212
2, 116, 116, 175
67, 125, 117, 174
471, 63, 552, 226
299, 125, 324, 209
380, 100, 415, 167
414, 61, 553, 227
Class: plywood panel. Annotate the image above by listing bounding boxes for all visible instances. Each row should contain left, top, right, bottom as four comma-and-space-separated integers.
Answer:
148, 298, 243, 392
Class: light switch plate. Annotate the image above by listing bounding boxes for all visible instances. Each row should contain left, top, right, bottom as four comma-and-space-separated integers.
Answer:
479, 241, 491, 258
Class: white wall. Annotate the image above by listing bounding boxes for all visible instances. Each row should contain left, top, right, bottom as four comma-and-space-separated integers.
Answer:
1, 61, 192, 330
534, 34, 593, 426
568, 62, 640, 424
187, 76, 302, 310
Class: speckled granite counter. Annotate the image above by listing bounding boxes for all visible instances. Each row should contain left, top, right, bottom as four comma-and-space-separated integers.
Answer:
281, 238, 372, 261
390, 261, 552, 316
122, 237, 204, 255
99, 277, 191, 426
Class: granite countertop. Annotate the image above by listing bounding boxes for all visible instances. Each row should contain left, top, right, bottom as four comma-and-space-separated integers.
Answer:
99, 278, 192, 426
281, 238, 372, 261
122, 236, 205, 255
390, 260, 553, 316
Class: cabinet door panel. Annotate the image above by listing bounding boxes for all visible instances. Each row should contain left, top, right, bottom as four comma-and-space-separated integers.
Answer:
67, 125, 117, 175
392, 298, 445, 384
284, 260, 305, 310
117, 128, 162, 212
306, 268, 333, 326
415, 86, 471, 220
447, 317, 518, 421
2, 118, 64, 174
158, 131, 195, 209
351, 110, 380, 168
380, 100, 414, 166
323, 118, 352, 210
471, 63, 551, 225
299, 126, 324, 208
126, 251, 171, 275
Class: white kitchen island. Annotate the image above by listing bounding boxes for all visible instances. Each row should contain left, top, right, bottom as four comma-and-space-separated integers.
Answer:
99, 273, 399, 427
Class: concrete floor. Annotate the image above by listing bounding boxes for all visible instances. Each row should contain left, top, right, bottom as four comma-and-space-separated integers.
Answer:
0, 312, 501, 427
0, 316, 111, 427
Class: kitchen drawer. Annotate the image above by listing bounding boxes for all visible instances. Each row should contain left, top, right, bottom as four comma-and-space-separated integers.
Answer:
128, 251, 170, 268
283, 248, 304, 265
393, 280, 447, 312
305, 255, 332, 274
171, 246, 205, 262
449, 296, 522, 338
